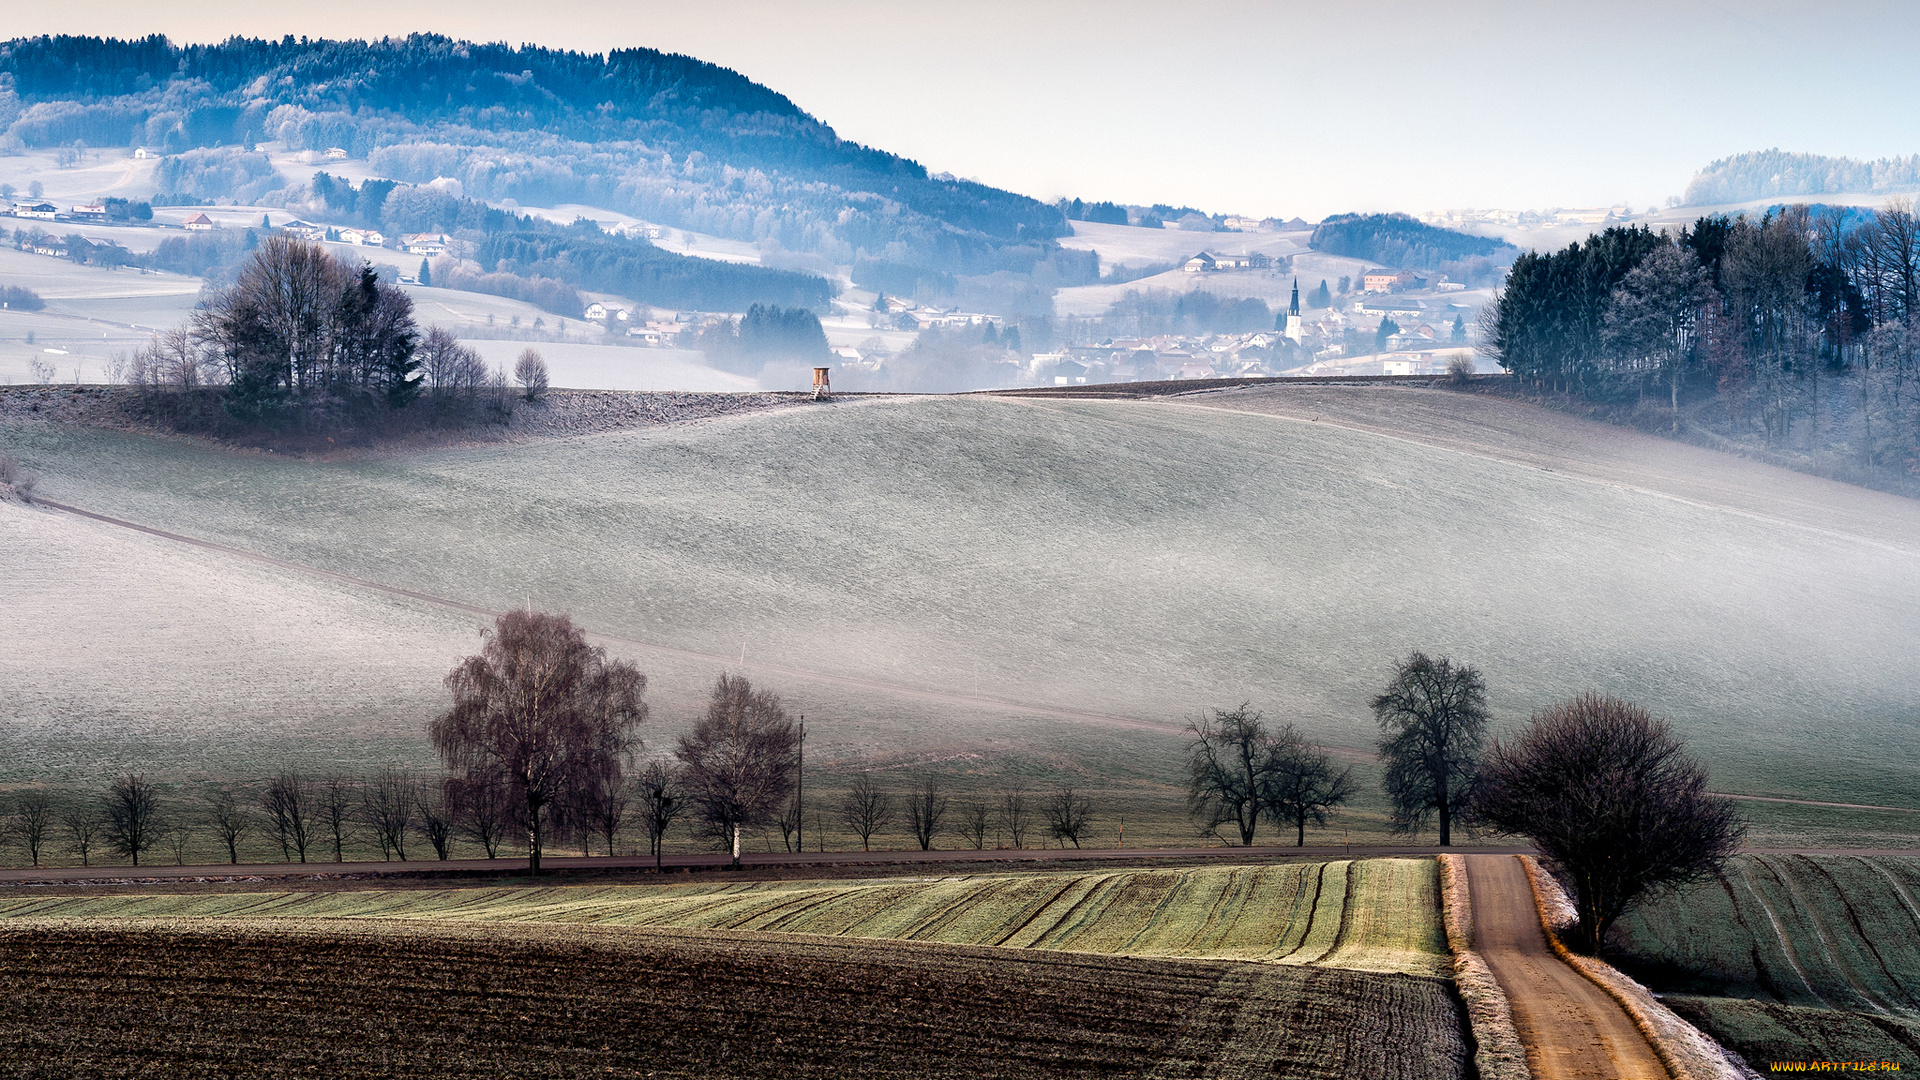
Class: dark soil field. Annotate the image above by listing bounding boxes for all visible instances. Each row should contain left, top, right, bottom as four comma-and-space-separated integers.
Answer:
0, 919, 1470, 1079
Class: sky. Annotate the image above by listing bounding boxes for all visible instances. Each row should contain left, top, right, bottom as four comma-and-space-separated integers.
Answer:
9, 0, 1920, 219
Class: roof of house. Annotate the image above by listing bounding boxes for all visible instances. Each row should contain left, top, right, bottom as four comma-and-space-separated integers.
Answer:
185, 213, 214, 224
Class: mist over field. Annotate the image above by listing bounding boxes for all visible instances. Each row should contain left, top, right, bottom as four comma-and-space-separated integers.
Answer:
5, 388, 1916, 847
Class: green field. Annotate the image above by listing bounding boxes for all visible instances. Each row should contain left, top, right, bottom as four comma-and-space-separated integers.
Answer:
4, 386, 1919, 848
0, 859, 1450, 976
1615, 854, 1920, 1070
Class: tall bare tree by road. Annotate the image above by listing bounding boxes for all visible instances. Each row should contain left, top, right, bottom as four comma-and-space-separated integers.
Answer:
102, 774, 161, 867
362, 770, 417, 861
319, 775, 357, 862
675, 674, 799, 868
1043, 787, 1094, 849
432, 610, 648, 874
904, 775, 948, 851
203, 787, 251, 865
1474, 693, 1745, 953
839, 774, 893, 852
13, 792, 54, 867
1185, 704, 1271, 846
635, 761, 684, 871
262, 772, 315, 863
1373, 652, 1489, 847
998, 788, 1032, 848
1262, 726, 1355, 848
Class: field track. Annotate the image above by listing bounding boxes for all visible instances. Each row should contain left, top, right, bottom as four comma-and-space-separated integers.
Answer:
1463, 855, 1669, 1080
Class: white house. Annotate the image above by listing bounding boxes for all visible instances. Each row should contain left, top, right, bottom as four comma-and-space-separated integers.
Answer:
18, 202, 58, 221
133, 147, 152, 159
280, 220, 325, 241
584, 302, 608, 320
336, 229, 369, 246
183, 213, 215, 231
324, 147, 349, 160
404, 232, 452, 255
72, 204, 107, 220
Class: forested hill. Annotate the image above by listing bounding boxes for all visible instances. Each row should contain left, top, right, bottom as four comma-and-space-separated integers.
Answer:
1683, 149, 1920, 206
0, 34, 1071, 281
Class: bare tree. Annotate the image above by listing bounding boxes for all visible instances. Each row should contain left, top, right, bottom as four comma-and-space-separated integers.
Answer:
635, 761, 685, 871
674, 673, 800, 868
261, 772, 315, 863
1043, 787, 1094, 849
14, 791, 54, 867
904, 774, 948, 852
1373, 652, 1489, 846
998, 788, 1032, 848
1185, 704, 1269, 846
419, 326, 486, 398
568, 761, 630, 857
1261, 725, 1355, 847
318, 775, 357, 862
362, 770, 417, 861
952, 800, 991, 850
449, 776, 513, 859
416, 788, 455, 860
203, 786, 251, 865
431, 610, 648, 873
1474, 693, 1745, 954
514, 348, 549, 401
102, 774, 161, 866
778, 799, 803, 853
61, 802, 102, 867
839, 774, 893, 852
164, 825, 193, 865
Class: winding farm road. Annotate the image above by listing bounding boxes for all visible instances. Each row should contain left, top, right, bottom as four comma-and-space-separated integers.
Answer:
1464, 855, 1669, 1080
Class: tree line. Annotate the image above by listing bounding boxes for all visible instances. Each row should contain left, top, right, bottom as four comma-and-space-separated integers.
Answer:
1184, 650, 1744, 955
1485, 204, 1920, 487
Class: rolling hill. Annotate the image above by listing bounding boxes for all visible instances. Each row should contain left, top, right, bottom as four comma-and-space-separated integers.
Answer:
3, 383, 1917, 851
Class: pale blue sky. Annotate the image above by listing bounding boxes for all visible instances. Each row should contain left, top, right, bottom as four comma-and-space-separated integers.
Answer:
11, 1, 1920, 218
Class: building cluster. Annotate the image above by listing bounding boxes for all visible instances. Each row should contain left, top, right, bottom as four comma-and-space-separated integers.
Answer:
1419, 205, 1643, 229
583, 302, 707, 346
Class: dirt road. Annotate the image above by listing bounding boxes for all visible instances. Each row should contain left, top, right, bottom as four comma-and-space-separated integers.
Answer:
1464, 855, 1670, 1080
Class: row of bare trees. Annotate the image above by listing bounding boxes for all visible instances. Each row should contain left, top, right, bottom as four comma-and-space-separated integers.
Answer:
837, 775, 1096, 852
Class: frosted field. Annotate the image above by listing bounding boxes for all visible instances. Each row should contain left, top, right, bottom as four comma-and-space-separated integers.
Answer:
3, 387, 1918, 835
0, 859, 1451, 976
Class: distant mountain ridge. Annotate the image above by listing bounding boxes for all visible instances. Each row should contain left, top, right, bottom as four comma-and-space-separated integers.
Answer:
1683, 148, 1920, 207
0, 34, 1072, 284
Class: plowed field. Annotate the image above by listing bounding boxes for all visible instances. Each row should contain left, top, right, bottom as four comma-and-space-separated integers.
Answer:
1615, 854, 1920, 1070
0, 919, 1471, 1080
0, 860, 1450, 976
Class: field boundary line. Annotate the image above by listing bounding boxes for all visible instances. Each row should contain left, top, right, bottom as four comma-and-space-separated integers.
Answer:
1766, 856, 1894, 1015
30, 497, 1188, 736
1518, 855, 1745, 1080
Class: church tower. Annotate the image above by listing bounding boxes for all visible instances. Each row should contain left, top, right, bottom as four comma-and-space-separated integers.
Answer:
1285, 278, 1303, 343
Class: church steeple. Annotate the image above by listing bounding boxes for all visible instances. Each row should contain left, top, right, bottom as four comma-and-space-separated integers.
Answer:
1285, 278, 1303, 344
1290, 278, 1300, 317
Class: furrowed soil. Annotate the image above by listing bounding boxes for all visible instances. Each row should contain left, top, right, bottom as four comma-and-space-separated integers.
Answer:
0, 919, 1473, 1080
1614, 854, 1920, 1071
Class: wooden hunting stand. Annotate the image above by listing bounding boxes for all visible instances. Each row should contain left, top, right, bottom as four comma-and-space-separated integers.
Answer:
812, 367, 832, 400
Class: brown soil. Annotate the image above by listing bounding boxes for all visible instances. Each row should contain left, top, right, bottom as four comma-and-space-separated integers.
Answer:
1463, 854, 1670, 1079
0, 919, 1471, 1079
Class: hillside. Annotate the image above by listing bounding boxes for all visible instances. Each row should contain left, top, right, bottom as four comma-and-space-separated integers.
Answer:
0, 35, 1070, 284
3, 384, 1917, 851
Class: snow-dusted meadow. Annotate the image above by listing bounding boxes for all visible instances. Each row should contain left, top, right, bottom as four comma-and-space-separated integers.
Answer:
3, 387, 1917, 848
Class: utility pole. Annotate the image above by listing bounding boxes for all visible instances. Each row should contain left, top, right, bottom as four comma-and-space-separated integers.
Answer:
795, 715, 805, 854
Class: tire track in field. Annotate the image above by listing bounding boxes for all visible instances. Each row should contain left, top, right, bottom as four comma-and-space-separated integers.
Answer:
1304, 859, 1358, 968
1766, 856, 1896, 1015
1796, 856, 1917, 1011
991, 876, 1089, 948
1276, 862, 1330, 962
35, 497, 1189, 738
1737, 859, 1833, 1008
